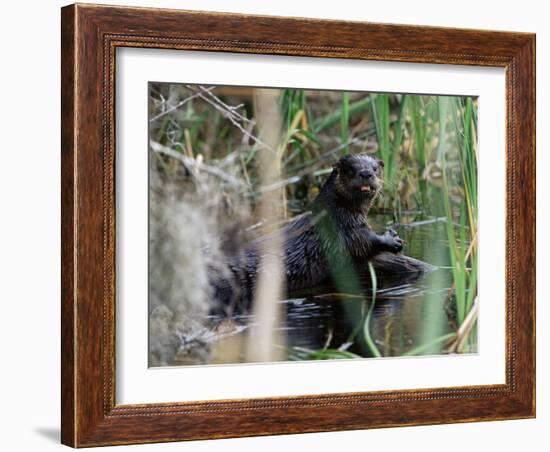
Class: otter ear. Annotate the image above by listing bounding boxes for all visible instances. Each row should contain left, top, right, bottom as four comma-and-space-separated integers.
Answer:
377, 159, 385, 168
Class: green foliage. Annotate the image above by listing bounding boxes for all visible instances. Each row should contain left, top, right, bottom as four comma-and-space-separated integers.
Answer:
363, 262, 382, 357
305, 349, 362, 360
149, 83, 479, 358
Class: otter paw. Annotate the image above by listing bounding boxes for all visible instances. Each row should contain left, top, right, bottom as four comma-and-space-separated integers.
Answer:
384, 231, 404, 253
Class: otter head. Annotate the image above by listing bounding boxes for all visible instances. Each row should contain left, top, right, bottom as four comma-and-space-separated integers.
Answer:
331, 154, 384, 206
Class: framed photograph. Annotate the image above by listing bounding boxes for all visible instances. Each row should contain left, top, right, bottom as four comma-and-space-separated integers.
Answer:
61, 3, 536, 447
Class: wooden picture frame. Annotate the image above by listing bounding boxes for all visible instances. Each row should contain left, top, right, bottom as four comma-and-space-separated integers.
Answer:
61, 3, 535, 447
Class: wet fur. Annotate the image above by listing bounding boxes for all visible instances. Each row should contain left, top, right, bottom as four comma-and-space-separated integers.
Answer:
212, 154, 403, 314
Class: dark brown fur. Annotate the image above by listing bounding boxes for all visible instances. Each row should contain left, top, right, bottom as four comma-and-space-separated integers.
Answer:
213, 154, 403, 314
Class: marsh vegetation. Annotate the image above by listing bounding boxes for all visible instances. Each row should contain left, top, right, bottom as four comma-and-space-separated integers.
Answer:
148, 83, 478, 366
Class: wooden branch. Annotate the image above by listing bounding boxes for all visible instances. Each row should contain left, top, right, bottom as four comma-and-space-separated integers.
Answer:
289, 252, 433, 298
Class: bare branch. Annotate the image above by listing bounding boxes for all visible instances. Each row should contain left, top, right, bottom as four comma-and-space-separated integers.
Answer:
185, 85, 272, 151
150, 140, 249, 189
149, 86, 217, 123
197, 85, 254, 125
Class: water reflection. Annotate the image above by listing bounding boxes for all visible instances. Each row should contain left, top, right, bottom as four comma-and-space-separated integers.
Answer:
283, 267, 455, 358
175, 216, 472, 365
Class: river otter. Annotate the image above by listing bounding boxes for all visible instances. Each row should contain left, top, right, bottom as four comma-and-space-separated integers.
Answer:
213, 154, 404, 314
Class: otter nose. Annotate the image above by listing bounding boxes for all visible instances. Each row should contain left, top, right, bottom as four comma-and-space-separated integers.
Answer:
359, 169, 374, 179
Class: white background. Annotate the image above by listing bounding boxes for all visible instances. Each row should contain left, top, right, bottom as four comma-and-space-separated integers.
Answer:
0, 0, 545, 451
118, 49, 506, 404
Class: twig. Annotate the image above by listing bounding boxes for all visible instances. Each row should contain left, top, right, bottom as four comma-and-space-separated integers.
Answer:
149, 86, 216, 122
185, 85, 272, 150
150, 140, 249, 189
257, 175, 302, 193
197, 85, 254, 125
447, 297, 479, 353
255, 132, 377, 193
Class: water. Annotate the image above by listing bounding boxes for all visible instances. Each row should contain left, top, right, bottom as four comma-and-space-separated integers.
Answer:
279, 215, 459, 359
171, 214, 470, 366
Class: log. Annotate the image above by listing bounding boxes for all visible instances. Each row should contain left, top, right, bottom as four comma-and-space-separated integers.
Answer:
289, 252, 434, 298
369, 252, 435, 284
213, 251, 434, 310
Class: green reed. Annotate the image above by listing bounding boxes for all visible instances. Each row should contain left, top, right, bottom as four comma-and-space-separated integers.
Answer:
150, 83, 479, 358
442, 97, 478, 349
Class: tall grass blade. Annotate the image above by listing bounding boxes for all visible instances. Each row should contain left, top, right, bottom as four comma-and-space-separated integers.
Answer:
340, 92, 350, 153
364, 262, 382, 358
